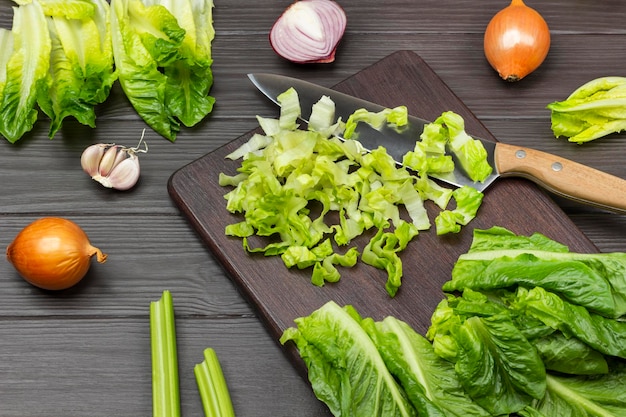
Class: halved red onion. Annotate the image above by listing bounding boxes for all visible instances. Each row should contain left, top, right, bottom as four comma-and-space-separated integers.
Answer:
269, 0, 347, 64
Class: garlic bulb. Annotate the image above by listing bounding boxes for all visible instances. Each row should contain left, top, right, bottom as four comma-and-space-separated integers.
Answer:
81, 134, 148, 191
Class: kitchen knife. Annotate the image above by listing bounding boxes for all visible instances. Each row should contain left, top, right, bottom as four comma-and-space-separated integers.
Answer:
248, 73, 626, 214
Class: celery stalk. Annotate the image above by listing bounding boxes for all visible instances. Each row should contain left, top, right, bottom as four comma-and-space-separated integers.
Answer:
150, 290, 181, 417
194, 347, 235, 417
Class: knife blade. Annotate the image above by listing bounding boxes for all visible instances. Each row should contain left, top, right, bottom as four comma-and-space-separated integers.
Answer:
248, 73, 626, 214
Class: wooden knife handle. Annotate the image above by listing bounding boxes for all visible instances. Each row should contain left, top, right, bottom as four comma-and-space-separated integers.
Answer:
494, 142, 626, 213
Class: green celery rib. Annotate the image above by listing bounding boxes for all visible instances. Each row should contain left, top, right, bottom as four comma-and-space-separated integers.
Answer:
150, 290, 181, 417
194, 347, 235, 417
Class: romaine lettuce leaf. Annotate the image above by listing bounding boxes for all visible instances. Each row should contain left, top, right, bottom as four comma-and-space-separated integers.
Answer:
364, 316, 490, 416
13, 0, 96, 19
427, 290, 547, 415
512, 286, 626, 359
533, 332, 609, 376
280, 301, 417, 416
0, 1, 50, 143
110, 0, 215, 141
37, 0, 118, 138
444, 226, 626, 318
547, 76, 626, 143
530, 363, 626, 416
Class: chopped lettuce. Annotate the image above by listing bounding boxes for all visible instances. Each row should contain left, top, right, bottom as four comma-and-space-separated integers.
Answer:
110, 0, 215, 141
0, 1, 51, 143
547, 76, 626, 143
343, 105, 408, 139
37, 0, 118, 138
402, 111, 492, 182
221, 90, 487, 296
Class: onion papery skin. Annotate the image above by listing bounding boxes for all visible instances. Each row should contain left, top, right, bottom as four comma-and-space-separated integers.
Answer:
270, 0, 347, 64
484, 0, 550, 82
6, 217, 108, 291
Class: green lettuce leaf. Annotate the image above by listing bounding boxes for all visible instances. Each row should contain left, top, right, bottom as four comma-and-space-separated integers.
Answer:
110, 0, 215, 141
37, 0, 118, 138
532, 332, 609, 376
547, 76, 626, 143
364, 316, 490, 417
530, 363, 626, 416
427, 290, 547, 416
444, 226, 626, 318
13, 0, 97, 19
280, 301, 417, 417
0, 1, 51, 143
512, 286, 626, 359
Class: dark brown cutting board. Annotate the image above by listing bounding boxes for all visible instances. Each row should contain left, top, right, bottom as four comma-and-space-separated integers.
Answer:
168, 50, 598, 372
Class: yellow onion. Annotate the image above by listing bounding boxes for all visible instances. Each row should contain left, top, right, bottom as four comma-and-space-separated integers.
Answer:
484, 0, 550, 82
6, 217, 107, 290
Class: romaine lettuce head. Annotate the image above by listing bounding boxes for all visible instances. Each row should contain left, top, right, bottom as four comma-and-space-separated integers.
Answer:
110, 0, 215, 141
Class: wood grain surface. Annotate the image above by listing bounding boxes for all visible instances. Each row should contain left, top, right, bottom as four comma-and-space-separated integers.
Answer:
0, 1, 625, 416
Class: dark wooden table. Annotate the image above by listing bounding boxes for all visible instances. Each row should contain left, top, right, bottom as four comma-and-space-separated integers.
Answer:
1, 1, 625, 415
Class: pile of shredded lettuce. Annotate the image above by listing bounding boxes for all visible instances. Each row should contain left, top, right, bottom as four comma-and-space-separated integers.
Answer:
219, 88, 488, 296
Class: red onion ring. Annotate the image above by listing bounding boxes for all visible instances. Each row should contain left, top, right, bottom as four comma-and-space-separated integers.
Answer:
270, 0, 347, 64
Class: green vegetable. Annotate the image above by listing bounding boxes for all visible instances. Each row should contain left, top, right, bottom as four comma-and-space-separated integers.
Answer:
150, 290, 181, 417
13, 0, 97, 19
363, 316, 490, 416
512, 286, 626, 359
284, 228, 626, 417
402, 111, 493, 183
220, 88, 486, 296
547, 76, 626, 143
194, 348, 235, 417
110, 0, 215, 141
427, 290, 547, 415
37, 0, 118, 138
532, 331, 609, 376
531, 363, 626, 416
280, 301, 417, 416
0, 1, 51, 143
443, 226, 626, 318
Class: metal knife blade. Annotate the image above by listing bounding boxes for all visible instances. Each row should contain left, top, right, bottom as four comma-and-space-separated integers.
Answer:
248, 73, 626, 213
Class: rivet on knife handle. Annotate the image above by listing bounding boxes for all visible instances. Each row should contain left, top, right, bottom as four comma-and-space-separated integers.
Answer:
494, 142, 626, 213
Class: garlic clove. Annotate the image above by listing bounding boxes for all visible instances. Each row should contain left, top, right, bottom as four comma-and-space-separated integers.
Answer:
99, 155, 141, 191
98, 145, 124, 177
80, 144, 107, 177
